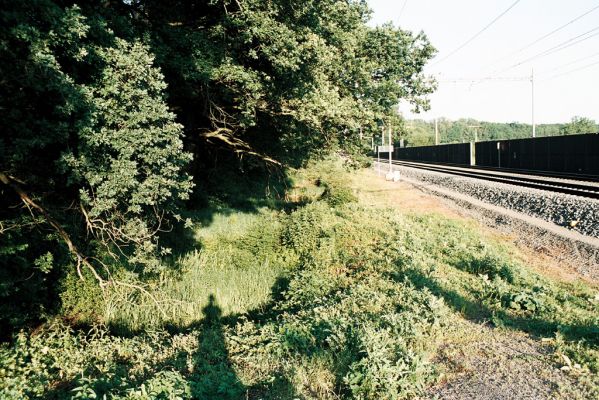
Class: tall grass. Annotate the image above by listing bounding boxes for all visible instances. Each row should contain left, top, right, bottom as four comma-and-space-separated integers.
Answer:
103, 209, 293, 332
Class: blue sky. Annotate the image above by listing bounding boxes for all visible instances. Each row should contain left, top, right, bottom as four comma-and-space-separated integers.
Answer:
368, 0, 599, 123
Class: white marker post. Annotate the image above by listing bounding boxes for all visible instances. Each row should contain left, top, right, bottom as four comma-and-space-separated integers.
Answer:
388, 127, 392, 173
497, 141, 501, 167
377, 132, 382, 176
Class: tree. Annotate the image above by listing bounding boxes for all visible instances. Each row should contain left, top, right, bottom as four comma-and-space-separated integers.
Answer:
126, 0, 436, 163
559, 116, 598, 135
0, 0, 437, 331
0, 2, 192, 331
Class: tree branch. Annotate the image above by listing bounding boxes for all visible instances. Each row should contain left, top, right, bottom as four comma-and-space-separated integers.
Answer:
0, 172, 105, 285
200, 128, 282, 167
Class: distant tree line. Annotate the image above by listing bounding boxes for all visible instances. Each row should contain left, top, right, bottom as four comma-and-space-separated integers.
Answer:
401, 116, 598, 147
0, 0, 436, 333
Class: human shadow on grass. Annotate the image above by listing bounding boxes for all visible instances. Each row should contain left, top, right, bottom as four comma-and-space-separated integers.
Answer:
184, 288, 299, 399
44, 295, 246, 399
44, 290, 304, 399
189, 294, 246, 399
396, 267, 598, 345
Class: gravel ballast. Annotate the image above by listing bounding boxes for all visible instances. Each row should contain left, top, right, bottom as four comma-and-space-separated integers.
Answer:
391, 164, 599, 239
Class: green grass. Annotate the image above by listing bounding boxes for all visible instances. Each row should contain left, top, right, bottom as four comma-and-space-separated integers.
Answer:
1, 157, 597, 399
101, 208, 293, 332
394, 214, 598, 371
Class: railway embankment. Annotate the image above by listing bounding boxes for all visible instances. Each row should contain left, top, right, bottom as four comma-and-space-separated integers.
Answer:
374, 161, 599, 279
354, 167, 598, 399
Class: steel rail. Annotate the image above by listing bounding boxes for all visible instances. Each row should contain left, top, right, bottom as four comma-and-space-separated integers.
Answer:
390, 160, 599, 200
395, 160, 599, 183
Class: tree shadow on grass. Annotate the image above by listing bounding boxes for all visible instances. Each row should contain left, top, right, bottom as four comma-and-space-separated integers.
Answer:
397, 267, 598, 344
157, 164, 310, 265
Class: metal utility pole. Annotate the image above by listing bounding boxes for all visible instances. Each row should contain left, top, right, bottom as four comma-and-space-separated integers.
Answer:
434, 118, 439, 145
531, 68, 536, 138
377, 133, 381, 176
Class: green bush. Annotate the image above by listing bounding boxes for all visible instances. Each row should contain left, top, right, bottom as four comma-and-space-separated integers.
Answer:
59, 268, 104, 324
320, 181, 358, 207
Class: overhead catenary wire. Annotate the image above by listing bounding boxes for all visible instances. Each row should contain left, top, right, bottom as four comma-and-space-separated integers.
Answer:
437, 76, 529, 84
543, 58, 599, 81
413, 3, 599, 122
542, 50, 599, 74
428, 0, 521, 68
479, 3, 599, 71
486, 25, 599, 77
398, 0, 408, 20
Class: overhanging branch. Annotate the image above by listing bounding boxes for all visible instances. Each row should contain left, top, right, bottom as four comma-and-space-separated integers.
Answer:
200, 127, 282, 167
0, 172, 105, 284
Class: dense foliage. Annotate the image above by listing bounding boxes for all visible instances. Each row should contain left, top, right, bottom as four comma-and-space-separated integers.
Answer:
0, 0, 436, 334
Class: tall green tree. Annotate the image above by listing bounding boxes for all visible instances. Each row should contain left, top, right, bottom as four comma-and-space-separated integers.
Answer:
0, 1, 192, 331
1, 0, 437, 331
560, 116, 597, 135
127, 0, 436, 163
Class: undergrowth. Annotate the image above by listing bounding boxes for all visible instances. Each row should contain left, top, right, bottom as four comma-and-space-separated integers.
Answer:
1, 157, 597, 399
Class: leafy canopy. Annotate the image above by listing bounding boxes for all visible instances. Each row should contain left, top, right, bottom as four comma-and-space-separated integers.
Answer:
0, 0, 436, 331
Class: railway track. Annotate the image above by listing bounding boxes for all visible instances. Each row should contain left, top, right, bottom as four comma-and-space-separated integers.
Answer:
394, 161, 599, 183
388, 160, 599, 200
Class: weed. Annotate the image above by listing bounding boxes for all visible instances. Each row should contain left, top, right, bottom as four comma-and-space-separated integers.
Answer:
1, 159, 597, 398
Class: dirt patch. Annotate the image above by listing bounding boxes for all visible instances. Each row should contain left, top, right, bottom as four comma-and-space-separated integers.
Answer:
513, 244, 597, 287
352, 170, 462, 219
424, 321, 590, 400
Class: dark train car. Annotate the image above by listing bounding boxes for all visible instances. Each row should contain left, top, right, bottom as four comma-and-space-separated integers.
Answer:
475, 133, 599, 175
394, 142, 471, 165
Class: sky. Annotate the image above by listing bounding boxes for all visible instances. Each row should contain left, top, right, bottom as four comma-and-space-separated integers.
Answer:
367, 0, 599, 124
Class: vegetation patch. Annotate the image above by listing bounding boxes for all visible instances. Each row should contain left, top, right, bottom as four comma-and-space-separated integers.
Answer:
2, 160, 597, 399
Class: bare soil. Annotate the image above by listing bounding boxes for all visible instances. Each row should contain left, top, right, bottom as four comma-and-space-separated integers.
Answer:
424, 321, 589, 400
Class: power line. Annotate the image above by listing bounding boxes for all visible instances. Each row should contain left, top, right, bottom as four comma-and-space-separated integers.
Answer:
428, 0, 521, 68
398, 0, 408, 20
481, 3, 599, 70
542, 50, 599, 74
438, 76, 528, 84
490, 25, 599, 76
543, 58, 599, 80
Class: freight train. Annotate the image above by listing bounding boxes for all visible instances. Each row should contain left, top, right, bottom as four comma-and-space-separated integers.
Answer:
392, 133, 599, 176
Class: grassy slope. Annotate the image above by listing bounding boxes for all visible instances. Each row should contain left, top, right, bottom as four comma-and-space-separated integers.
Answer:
1, 158, 597, 399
